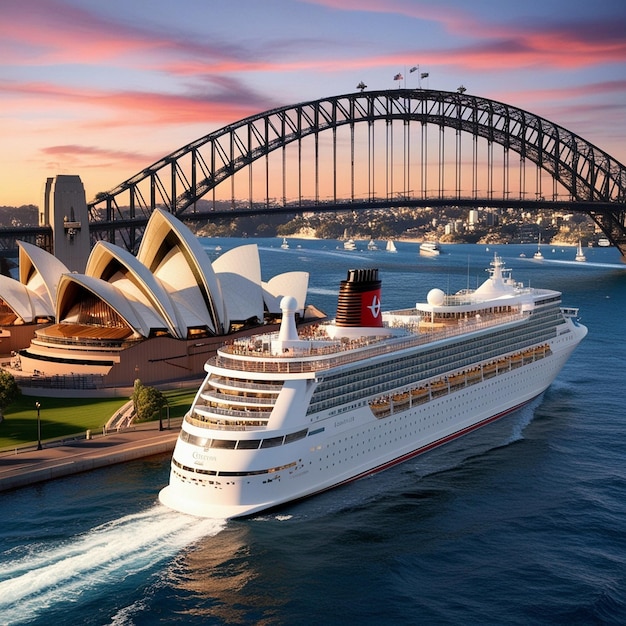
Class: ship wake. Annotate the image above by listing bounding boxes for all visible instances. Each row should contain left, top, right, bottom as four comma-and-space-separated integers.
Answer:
0, 504, 225, 624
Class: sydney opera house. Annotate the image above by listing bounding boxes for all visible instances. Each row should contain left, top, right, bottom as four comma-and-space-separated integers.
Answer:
0, 209, 316, 391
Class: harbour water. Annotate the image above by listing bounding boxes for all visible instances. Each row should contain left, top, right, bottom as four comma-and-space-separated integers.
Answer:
1, 240, 625, 625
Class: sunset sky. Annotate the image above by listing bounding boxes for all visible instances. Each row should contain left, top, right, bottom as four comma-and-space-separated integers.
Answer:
2, 0, 626, 207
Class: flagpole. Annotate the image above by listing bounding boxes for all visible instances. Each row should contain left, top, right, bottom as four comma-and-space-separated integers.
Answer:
409, 64, 420, 88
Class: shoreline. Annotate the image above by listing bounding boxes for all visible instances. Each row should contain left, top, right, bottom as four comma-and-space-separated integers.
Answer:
0, 419, 181, 493
274, 234, 582, 246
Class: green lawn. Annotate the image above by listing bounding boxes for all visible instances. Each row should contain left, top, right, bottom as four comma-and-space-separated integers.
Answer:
0, 389, 195, 449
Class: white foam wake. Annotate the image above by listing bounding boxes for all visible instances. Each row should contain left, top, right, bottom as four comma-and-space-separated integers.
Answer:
508, 395, 543, 443
307, 287, 340, 297
0, 504, 225, 624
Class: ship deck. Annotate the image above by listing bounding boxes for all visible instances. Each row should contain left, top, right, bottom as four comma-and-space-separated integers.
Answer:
215, 309, 527, 374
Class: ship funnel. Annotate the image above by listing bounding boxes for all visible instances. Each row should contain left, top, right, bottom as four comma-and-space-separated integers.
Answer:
336, 268, 383, 328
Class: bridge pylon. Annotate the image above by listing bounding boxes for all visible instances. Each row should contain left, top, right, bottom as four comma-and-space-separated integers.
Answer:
41, 175, 90, 272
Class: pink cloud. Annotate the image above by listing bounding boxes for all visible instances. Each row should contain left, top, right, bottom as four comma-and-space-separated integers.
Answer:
305, 0, 626, 71
0, 0, 254, 68
41, 144, 155, 164
496, 80, 626, 106
1, 0, 153, 64
3, 0, 624, 88
1, 79, 277, 128
440, 24, 626, 71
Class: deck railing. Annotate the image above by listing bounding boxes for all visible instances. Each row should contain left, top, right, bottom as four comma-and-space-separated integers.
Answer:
214, 310, 527, 375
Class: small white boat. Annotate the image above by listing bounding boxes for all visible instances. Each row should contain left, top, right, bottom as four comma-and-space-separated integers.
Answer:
281, 238, 289, 249
598, 237, 610, 247
533, 235, 544, 260
574, 240, 586, 262
343, 239, 356, 251
420, 242, 441, 256
367, 239, 378, 251
386, 240, 397, 253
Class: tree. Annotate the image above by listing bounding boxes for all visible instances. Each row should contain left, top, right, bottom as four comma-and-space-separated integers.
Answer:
0, 370, 21, 420
132, 378, 142, 412
132, 379, 166, 422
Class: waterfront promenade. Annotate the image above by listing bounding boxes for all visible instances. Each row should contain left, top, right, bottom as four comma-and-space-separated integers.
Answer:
0, 419, 181, 493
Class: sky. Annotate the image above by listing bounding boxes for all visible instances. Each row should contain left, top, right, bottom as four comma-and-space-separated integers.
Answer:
2, 0, 626, 207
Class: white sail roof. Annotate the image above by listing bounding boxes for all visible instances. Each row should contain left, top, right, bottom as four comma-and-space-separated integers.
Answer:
213, 244, 264, 325
0, 274, 38, 322
137, 209, 227, 334
262, 271, 309, 316
17, 240, 69, 315
86, 241, 184, 338
0, 210, 312, 347
56, 274, 151, 338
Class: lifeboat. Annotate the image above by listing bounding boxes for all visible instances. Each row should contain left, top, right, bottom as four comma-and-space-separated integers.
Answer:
411, 387, 429, 399
449, 374, 466, 389
430, 379, 449, 397
466, 368, 482, 381
392, 392, 411, 410
370, 398, 391, 418
483, 362, 497, 378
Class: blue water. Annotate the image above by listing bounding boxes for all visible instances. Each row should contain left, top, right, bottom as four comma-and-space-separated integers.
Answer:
1, 240, 626, 625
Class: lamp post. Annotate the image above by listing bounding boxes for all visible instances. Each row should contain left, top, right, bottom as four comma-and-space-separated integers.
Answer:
36, 401, 42, 450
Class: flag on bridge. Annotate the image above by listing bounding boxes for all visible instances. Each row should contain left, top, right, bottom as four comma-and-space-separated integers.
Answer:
421, 72, 429, 79
409, 66, 418, 73
393, 73, 403, 81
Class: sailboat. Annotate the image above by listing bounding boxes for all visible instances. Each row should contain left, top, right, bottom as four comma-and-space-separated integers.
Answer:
533, 234, 544, 260
574, 240, 586, 262
280, 237, 289, 249
386, 240, 397, 253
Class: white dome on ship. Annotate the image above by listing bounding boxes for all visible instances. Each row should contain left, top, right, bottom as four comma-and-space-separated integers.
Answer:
427, 288, 446, 306
280, 295, 298, 312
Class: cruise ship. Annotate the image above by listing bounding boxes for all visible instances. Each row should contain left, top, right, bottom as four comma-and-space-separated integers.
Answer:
159, 255, 587, 519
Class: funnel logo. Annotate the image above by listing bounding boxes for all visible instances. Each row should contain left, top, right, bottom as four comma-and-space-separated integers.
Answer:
360, 289, 383, 327
367, 295, 381, 319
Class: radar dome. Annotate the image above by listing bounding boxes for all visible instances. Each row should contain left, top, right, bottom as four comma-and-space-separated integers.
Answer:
427, 288, 446, 306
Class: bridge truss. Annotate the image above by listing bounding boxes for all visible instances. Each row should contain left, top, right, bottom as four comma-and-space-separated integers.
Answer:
34, 90, 626, 256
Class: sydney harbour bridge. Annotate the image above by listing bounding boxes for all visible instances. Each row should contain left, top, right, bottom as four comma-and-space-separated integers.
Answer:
5, 89, 626, 257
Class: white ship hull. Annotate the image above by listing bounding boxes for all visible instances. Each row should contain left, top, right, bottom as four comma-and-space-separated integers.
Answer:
160, 257, 586, 519
159, 323, 585, 519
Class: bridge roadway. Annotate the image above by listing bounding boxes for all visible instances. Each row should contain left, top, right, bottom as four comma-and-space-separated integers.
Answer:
0, 418, 182, 493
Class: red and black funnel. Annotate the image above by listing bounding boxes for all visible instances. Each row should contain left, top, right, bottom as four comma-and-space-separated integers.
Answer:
336, 268, 383, 327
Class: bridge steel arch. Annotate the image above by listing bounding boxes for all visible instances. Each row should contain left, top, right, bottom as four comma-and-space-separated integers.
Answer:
88, 89, 626, 257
